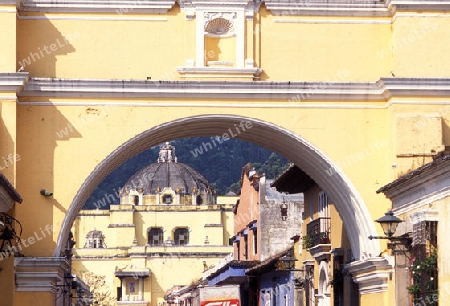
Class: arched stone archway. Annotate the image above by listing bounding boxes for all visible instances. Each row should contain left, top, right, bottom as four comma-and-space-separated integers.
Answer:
55, 114, 380, 261
317, 261, 331, 306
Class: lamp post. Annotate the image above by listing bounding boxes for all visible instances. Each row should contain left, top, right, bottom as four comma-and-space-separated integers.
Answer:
279, 250, 297, 270
368, 210, 412, 248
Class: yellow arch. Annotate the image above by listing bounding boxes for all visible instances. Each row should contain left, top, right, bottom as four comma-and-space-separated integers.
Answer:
55, 114, 379, 260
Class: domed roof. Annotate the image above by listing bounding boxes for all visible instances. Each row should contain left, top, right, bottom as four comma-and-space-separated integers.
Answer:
123, 143, 211, 194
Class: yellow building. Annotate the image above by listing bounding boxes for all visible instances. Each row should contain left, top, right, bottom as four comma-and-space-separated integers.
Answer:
377, 154, 449, 306
2, 0, 450, 305
272, 164, 363, 306
71, 143, 236, 305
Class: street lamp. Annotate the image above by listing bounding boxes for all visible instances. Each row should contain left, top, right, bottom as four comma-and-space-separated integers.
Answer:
375, 210, 403, 237
279, 250, 297, 270
280, 202, 288, 221
368, 210, 412, 247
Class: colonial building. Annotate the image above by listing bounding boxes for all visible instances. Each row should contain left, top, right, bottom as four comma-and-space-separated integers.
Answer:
3, 0, 450, 304
71, 143, 236, 305
377, 154, 449, 306
203, 164, 303, 306
271, 164, 361, 306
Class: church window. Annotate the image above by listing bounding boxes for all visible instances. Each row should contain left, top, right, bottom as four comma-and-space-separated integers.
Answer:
162, 194, 173, 204
148, 228, 164, 246
84, 229, 106, 248
174, 228, 189, 245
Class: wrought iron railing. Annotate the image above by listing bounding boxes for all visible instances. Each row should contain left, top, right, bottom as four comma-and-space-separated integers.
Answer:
306, 217, 331, 247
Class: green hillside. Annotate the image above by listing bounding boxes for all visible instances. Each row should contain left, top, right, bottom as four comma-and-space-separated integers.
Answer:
83, 137, 289, 209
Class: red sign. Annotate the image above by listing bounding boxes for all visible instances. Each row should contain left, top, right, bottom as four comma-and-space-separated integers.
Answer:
201, 299, 240, 306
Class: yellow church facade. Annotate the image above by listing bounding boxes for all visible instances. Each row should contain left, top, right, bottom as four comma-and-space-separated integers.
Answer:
0, 0, 450, 305
70, 143, 237, 305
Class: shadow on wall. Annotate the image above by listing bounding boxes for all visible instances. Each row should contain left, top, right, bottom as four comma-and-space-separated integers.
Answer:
17, 19, 77, 77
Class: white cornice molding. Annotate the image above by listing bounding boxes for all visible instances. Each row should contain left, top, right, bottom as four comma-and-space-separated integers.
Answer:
19, 77, 386, 100
19, 0, 176, 13
345, 257, 393, 295
265, 0, 450, 16
17, 14, 168, 21
0, 72, 30, 95
178, 0, 254, 10
264, 0, 394, 17
381, 159, 450, 214
392, 185, 450, 216
409, 209, 438, 225
14, 257, 70, 292
177, 66, 262, 80
393, 0, 450, 11
15, 0, 450, 15
308, 244, 331, 262
17, 77, 450, 101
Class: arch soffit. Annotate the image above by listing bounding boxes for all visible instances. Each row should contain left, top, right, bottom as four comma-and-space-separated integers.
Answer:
55, 115, 379, 259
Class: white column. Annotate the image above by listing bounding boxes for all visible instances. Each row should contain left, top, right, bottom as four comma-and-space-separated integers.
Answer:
139, 278, 143, 301
196, 11, 205, 67
122, 279, 126, 301
235, 10, 245, 68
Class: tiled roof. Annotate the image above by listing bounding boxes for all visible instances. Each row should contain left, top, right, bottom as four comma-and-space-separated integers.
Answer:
377, 154, 450, 194
0, 172, 22, 203
270, 163, 316, 194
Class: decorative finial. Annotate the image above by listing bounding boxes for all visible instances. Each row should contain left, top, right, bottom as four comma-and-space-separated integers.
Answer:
157, 142, 177, 163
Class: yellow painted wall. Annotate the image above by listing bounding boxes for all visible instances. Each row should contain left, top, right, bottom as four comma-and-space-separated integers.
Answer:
15, 291, 55, 306
0, 9, 16, 72
15, 101, 450, 255
14, 6, 450, 81
5, 3, 450, 305
205, 36, 236, 65
71, 202, 234, 306
72, 247, 233, 306
392, 16, 450, 77
0, 256, 15, 306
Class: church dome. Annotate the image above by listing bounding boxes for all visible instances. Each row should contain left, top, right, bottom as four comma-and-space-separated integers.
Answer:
122, 142, 211, 195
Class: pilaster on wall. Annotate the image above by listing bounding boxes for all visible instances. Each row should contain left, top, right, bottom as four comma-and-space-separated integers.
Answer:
15, 256, 70, 292
0, 0, 17, 72
177, 0, 262, 80
345, 256, 393, 297
0, 73, 29, 185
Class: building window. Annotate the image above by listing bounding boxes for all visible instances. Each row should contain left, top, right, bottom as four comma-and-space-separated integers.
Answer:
236, 240, 240, 260
162, 194, 173, 204
133, 195, 139, 205
318, 191, 329, 219
244, 234, 248, 259
410, 221, 438, 303
253, 229, 258, 255
174, 228, 189, 245
148, 228, 164, 246
84, 229, 106, 248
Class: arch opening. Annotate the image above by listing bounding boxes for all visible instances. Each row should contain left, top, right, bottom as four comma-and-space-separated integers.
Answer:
55, 115, 379, 259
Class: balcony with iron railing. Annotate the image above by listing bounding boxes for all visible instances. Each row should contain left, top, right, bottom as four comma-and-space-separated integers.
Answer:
306, 217, 331, 261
